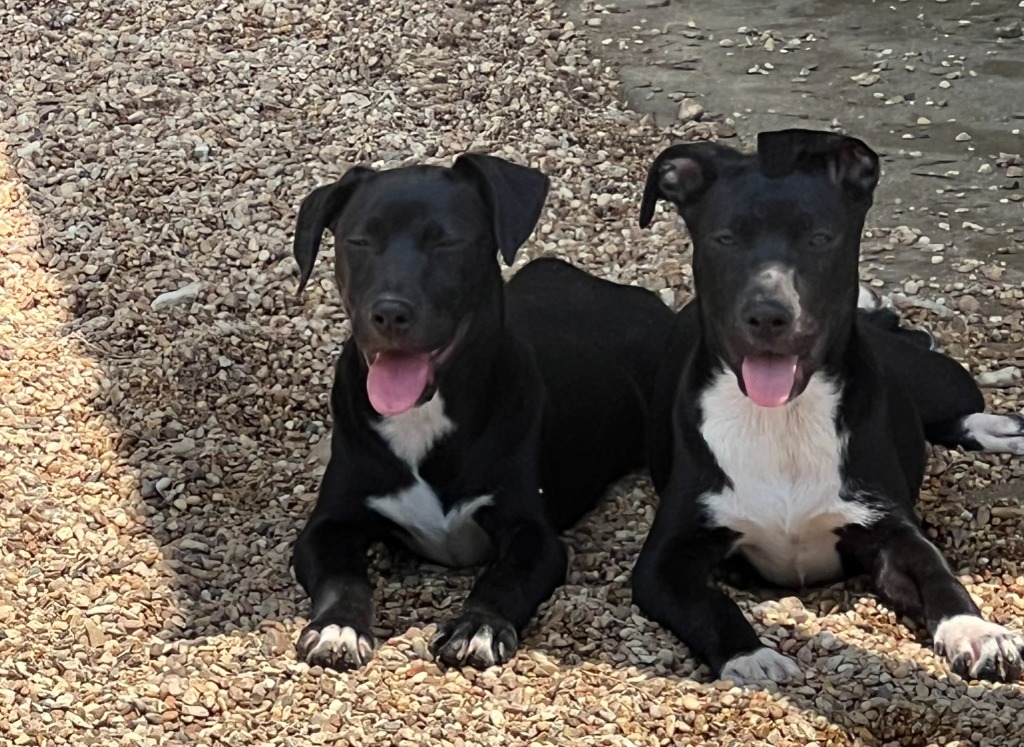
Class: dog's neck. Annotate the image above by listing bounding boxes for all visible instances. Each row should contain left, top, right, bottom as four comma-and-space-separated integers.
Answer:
446, 289, 506, 376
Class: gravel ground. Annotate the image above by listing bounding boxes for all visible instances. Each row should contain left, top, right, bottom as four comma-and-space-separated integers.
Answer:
1, 1, 1023, 745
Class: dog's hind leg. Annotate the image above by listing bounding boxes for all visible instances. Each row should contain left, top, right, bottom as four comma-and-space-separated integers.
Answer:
932, 412, 1024, 455
536, 372, 650, 530
858, 314, 1022, 451
858, 302, 1024, 454
858, 303, 936, 350
882, 339, 1024, 455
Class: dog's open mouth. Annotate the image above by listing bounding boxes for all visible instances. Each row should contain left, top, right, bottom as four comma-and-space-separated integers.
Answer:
363, 322, 468, 416
739, 354, 802, 408
366, 350, 434, 416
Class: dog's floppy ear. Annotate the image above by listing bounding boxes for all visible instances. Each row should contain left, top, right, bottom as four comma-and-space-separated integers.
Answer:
293, 166, 374, 294
452, 153, 550, 266
758, 129, 880, 199
639, 142, 735, 228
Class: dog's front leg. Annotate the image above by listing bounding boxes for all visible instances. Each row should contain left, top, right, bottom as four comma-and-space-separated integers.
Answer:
841, 519, 1024, 682
632, 495, 801, 686
292, 506, 377, 671
431, 513, 567, 669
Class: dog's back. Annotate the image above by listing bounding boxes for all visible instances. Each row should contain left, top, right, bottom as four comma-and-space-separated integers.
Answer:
506, 258, 674, 528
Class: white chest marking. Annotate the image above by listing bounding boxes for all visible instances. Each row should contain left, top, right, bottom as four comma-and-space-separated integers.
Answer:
373, 393, 454, 467
367, 485, 493, 567
368, 393, 493, 567
699, 370, 877, 587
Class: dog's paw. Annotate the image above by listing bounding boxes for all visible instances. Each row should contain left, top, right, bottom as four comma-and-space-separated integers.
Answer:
960, 413, 1024, 455
934, 615, 1024, 682
719, 647, 800, 686
296, 622, 376, 670
430, 612, 518, 669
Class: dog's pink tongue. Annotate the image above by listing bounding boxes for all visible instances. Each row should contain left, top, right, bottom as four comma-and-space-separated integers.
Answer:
366, 351, 432, 416
741, 355, 799, 408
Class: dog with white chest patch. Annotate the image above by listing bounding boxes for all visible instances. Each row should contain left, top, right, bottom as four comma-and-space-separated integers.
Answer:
634, 129, 1024, 685
290, 154, 674, 670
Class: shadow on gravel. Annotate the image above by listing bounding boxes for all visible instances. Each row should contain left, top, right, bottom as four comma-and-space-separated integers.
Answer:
72, 274, 324, 643
11, 149, 335, 646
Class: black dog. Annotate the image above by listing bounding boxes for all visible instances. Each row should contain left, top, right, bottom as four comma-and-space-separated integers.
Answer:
290, 154, 672, 670
634, 129, 1024, 684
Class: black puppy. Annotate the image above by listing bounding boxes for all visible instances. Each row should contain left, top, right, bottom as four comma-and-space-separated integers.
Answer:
291, 154, 672, 670
634, 129, 1024, 684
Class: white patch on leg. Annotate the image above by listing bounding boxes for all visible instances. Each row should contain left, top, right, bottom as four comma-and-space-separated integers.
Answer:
934, 615, 1024, 678
960, 413, 1024, 455
857, 283, 881, 310
464, 626, 497, 667
312, 588, 341, 618
719, 647, 800, 685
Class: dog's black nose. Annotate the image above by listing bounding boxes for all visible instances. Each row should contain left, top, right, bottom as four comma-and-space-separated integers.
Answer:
370, 298, 415, 336
741, 300, 794, 339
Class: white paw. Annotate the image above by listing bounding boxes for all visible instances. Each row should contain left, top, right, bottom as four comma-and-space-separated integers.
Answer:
298, 623, 376, 670
431, 615, 518, 669
463, 627, 501, 667
960, 413, 1024, 455
857, 283, 881, 310
719, 647, 800, 686
934, 614, 1024, 682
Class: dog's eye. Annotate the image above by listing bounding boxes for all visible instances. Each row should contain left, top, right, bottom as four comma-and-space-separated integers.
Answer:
432, 239, 463, 252
809, 233, 834, 248
712, 232, 737, 247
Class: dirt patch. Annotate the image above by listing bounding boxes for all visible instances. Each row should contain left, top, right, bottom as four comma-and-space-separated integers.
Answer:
565, 0, 1024, 286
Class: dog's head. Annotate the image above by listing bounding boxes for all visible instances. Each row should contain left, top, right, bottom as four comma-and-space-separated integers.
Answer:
293, 153, 550, 416
640, 129, 880, 407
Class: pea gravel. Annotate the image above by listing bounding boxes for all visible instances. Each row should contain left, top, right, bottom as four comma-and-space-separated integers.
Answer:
1, 1, 1023, 745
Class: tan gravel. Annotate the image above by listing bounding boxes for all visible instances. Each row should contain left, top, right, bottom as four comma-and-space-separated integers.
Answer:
1, 1, 1023, 745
